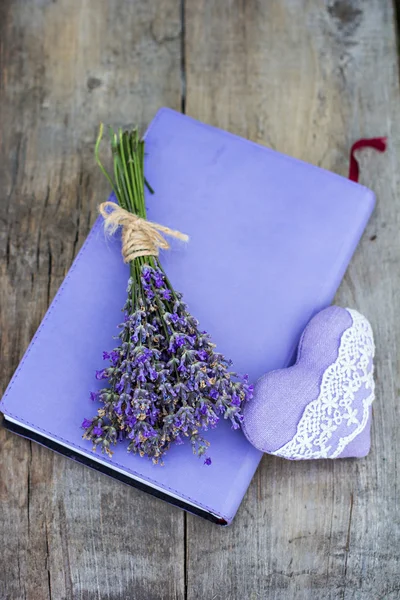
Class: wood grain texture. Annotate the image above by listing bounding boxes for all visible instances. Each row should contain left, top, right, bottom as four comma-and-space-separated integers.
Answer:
184, 1, 400, 599
0, 1, 184, 600
1, 0, 400, 599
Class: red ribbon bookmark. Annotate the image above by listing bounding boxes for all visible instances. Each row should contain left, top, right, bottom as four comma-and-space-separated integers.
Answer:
348, 137, 387, 182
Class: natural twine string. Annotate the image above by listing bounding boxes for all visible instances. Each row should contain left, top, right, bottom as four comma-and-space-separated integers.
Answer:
99, 201, 189, 263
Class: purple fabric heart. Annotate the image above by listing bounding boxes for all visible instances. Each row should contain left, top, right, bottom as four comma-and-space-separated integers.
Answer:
242, 307, 375, 459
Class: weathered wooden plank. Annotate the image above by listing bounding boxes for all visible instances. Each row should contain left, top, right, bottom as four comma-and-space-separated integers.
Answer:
184, 1, 400, 598
0, 1, 184, 599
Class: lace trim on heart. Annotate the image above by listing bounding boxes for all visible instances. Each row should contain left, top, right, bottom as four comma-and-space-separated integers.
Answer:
272, 309, 375, 460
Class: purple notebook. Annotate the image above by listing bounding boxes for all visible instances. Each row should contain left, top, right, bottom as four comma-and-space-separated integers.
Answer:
0, 108, 375, 524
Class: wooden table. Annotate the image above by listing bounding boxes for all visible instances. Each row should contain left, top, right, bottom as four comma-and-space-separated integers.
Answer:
1, 1, 399, 598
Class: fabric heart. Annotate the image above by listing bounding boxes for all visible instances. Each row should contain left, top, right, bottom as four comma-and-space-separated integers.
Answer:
242, 307, 375, 459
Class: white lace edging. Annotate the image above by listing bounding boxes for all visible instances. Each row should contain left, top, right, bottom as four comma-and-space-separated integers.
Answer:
272, 309, 375, 460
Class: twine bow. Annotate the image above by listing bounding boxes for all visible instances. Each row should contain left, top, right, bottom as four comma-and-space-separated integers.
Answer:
99, 201, 189, 263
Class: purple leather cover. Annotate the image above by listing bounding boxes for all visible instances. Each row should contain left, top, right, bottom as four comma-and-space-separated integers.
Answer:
0, 108, 375, 524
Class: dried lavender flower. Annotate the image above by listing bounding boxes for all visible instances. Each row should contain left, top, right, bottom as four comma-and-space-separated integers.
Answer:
82, 126, 253, 464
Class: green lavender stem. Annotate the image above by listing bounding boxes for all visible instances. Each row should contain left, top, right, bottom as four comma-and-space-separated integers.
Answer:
96, 125, 151, 299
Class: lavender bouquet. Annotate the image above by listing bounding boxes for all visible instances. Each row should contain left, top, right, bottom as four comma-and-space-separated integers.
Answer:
82, 125, 253, 464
